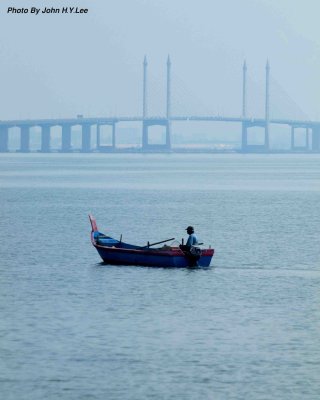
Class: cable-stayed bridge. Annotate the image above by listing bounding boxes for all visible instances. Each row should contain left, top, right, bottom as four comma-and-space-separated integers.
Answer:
0, 57, 319, 153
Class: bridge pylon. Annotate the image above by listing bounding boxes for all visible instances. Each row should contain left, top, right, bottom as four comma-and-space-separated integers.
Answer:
142, 56, 148, 149
141, 56, 171, 151
264, 59, 270, 150
166, 55, 172, 150
241, 60, 270, 152
241, 60, 248, 150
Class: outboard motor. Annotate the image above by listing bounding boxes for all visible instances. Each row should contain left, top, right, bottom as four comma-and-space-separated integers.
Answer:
190, 246, 202, 257
188, 246, 202, 266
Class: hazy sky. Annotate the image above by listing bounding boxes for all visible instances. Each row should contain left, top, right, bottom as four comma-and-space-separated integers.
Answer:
1, 0, 320, 120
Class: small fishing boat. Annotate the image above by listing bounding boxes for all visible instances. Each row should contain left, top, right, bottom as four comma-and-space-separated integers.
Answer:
89, 215, 214, 268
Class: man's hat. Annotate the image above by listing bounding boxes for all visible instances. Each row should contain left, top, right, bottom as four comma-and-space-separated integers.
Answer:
185, 226, 194, 232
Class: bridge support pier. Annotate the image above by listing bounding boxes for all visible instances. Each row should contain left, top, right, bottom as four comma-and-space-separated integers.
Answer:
41, 125, 51, 152
96, 123, 116, 151
142, 122, 148, 148
142, 119, 171, 151
241, 123, 268, 152
61, 124, 72, 152
241, 122, 248, 151
166, 121, 171, 149
19, 126, 30, 152
0, 126, 9, 152
312, 126, 320, 151
264, 124, 269, 151
112, 123, 116, 148
291, 126, 311, 151
96, 124, 100, 148
81, 124, 91, 152
291, 126, 295, 150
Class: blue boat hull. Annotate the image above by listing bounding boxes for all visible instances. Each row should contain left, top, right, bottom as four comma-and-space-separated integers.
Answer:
95, 244, 213, 268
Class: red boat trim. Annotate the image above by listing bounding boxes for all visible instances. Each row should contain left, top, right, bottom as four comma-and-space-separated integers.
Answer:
94, 243, 185, 257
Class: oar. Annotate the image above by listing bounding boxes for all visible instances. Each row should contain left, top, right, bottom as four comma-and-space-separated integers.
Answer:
143, 238, 175, 248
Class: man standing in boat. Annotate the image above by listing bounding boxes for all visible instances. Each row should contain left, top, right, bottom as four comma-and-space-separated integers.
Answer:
181, 226, 201, 266
180, 226, 198, 251
185, 226, 198, 247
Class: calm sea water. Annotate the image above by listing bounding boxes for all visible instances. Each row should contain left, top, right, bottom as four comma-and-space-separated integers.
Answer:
0, 153, 320, 400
